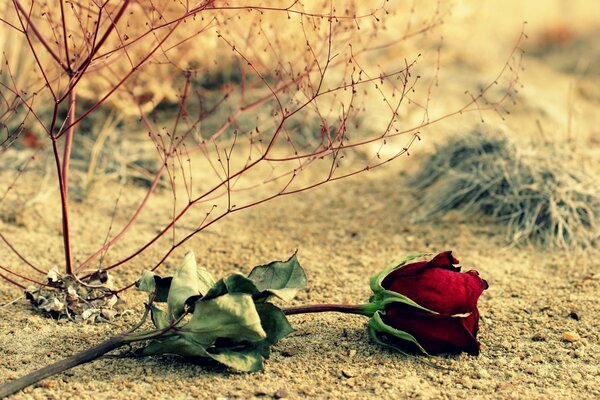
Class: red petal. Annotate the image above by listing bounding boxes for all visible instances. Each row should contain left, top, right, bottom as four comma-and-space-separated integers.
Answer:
383, 304, 481, 355
381, 252, 487, 316
382, 251, 459, 284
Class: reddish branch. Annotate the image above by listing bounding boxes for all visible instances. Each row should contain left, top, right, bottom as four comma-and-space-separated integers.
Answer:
0, 2, 525, 293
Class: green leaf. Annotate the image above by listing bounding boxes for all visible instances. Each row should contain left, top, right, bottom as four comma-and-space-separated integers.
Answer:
224, 274, 261, 296
141, 336, 211, 358
150, 304, 169, 329
202, 274, 261, 301
137, 251, 303, 372
254, 302, 294, 357
367, 311, 428, 355
136, 270, 157, 293
136, 271, 172, 302
182, 293, 266, 346
167, 251, 216, 319
247, 253, 307, 301
208, 347, 264, 372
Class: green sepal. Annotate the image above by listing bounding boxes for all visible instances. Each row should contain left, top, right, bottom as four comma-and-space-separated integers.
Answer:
368, 311, 429, 355
369, 290, 436, 314
369, 253, 426, 294
367, 253, 437, 315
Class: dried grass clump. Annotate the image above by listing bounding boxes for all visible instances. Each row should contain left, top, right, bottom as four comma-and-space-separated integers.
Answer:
410, 129, 600, 248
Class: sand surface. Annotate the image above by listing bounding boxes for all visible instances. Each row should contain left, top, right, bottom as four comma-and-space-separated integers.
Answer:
1, 1, 599, 399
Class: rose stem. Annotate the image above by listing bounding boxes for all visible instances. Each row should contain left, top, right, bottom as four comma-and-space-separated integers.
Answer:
0, 324, 170, 400
1, 305, 373, 396
282, 303, 373, 316
0, 336, 127, 398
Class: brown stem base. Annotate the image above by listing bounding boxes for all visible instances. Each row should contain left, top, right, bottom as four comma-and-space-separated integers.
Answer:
0, 336, 126, 398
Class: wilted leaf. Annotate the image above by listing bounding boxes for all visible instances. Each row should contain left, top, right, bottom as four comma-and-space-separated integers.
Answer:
141, 336, 264, 372
141, 294, 269, 371
203, 274, 260, 300
247, 253, 307, 301
100, 308, 118, 321
150, 304, 169, 329
137, 270, 157, 293
167, 251, 216, 318
88, 270, 109, 284
46, 268, 61, 283
137, 271, 172, 302
182, 293, 266, 346
141, 336, 211, 358
81, 308, 98, 320
135, 251, 304, 372
254, 302, 294, 357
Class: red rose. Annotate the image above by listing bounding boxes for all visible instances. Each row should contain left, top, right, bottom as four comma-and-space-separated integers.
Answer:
367, 251, 488, 356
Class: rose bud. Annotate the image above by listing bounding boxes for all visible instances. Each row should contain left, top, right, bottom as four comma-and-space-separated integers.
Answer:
366, 251, 488, 356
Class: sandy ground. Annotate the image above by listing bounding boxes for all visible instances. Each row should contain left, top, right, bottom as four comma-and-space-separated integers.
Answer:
1, 1, 600, 399
1, 167, 599, 400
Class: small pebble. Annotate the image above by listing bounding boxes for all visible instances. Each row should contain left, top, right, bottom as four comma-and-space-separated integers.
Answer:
341, 368, 355, 378
525, 365, 537, 375
281, 348, 299, 357
531, 332, 546, 342
274, 388, 288, 399
475, 369, 491, 379
562, 331, 580, 342
568, 311, 580, 321
460, 377, 473, 389
531, 354, 543, 363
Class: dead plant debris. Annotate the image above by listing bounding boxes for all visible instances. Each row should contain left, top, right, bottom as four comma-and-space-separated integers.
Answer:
24, 269, 120, 322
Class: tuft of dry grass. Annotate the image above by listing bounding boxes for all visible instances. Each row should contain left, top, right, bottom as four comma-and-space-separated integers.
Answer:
410, 129, 600, 249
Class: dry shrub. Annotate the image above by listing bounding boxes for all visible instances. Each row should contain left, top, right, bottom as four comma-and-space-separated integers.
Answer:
410, 129, 600, 248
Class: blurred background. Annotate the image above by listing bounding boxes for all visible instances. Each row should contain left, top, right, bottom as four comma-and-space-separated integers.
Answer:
0, 0, 598, 281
